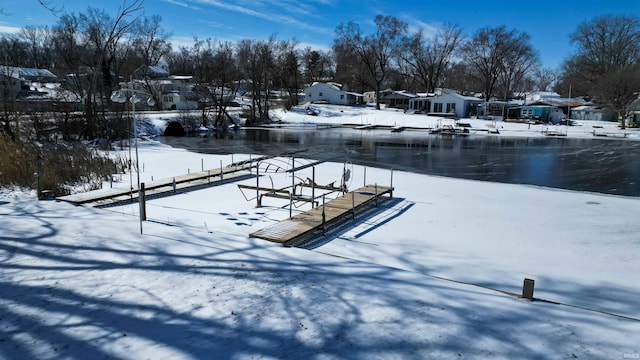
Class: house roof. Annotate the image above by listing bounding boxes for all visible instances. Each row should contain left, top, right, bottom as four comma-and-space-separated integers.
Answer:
1, 66, 58, 82
433, 93, 482, 102
385, 90, 418, 99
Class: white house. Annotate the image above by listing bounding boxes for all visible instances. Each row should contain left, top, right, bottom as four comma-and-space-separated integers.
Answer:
305, 82, 363, 105
570, 105, 616, 122
383, 90, 417, 109
429, 93, 482, 118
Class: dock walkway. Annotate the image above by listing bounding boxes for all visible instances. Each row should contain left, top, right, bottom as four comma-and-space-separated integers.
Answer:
58, 164, 253, 207
250, 184, 393, 246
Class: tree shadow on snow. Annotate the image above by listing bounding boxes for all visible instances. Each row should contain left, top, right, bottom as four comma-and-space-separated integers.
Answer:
0, 198, 637, 359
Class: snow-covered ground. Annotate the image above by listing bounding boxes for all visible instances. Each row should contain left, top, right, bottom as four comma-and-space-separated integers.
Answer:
2, 122, 639, 359
273, 103, 640, 140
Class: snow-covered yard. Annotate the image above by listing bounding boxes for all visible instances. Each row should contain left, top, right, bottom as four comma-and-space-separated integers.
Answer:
1, 128, 639, 358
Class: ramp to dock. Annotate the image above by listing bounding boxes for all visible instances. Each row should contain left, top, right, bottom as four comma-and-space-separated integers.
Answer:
249, 184, 393, 246
57, 164, 252, 207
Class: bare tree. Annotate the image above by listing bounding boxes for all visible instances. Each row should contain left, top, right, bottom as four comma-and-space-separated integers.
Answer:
495, 37, 539, 99
534, 67, 557, 92
561, 14, 640, 128
593, 65, 640, 127
332, 38, 372, 94
400, 23, 463, 93
335, 15, 408, 109
237, 38, 275, 123
51, 1, 144, 139
271, 39, 301, 110
300, 47, 333, 84
460, 26, 538, 100
19, 26, 55, 69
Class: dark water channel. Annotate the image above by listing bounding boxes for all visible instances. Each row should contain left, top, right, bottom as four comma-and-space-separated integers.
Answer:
160, 127, 640, 197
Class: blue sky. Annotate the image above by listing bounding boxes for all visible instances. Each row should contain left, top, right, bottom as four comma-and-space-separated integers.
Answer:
1, 0, 638, 69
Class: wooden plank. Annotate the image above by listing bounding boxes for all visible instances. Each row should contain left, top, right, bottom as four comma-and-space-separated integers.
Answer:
58, 165, 253, 206
249, 185, 393, 244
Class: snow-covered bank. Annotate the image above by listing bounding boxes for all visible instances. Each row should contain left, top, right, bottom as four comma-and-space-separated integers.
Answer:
273, 103, 640, 140
1, 141, 639, 359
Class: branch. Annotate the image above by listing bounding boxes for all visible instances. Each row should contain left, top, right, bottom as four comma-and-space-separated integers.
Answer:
38, 0, 63, 15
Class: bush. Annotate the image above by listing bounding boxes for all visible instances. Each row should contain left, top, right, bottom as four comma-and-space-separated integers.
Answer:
0, 135, 119, 197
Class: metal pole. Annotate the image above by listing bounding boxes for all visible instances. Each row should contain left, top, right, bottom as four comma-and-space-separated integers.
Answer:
312, 166, 315, 208
375, 183, 378, 207
256, 161, 260, 207
322, 194, 326, 235
364, 167, 367, 186
220, 159, 223, 181
289, 192, 292, 218
201, 158, 204, 172
132, 76, 140, 193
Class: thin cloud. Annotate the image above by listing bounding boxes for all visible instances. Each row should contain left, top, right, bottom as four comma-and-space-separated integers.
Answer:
162, 0, 201, 10
0, 24, 22, 34
190, 0, 334, 36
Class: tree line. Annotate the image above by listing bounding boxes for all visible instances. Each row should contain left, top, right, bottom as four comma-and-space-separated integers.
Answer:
2, 0, 640, 142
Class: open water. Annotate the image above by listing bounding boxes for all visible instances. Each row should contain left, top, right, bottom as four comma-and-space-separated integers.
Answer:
159, 127, 640, 197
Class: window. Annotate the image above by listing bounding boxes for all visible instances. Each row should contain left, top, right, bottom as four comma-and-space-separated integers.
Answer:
446, 103, 456, 113
319, 92, 323, 97
340, 94, 344, 99
434, 103, 443, 112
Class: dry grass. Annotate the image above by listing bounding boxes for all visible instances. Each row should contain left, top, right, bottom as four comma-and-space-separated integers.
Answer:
0, 135, 118, 197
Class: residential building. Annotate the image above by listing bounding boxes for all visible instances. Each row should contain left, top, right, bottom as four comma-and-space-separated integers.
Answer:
429, 93, 482, 118
305, 82, 363, 105
383, 90, 417, 109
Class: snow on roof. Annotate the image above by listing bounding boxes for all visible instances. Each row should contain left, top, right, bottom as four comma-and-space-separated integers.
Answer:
1, 65, 58, 82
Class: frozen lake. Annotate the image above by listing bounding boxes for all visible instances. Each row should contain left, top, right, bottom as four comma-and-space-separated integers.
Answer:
160, 127, 640, 197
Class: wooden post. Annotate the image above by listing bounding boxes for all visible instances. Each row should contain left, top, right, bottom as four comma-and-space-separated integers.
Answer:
322, 194, 326, 235
375, 183, 378, 207
139, 182, 146, 221
172, 177, 176, 193
390, 168, 394, 197
351, 191, 355, 220
523, 278, 535, 300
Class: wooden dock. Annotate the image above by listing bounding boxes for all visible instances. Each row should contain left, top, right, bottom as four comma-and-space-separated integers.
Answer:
57, 164, 253, 207
249, 184, 393, 246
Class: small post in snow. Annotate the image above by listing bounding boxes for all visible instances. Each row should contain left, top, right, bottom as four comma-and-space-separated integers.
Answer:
220, 160, 223, 181
390, 168, 394, 197
522, 278, 535, 300
172, 177, 176, 193
364, 167, 367, 187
